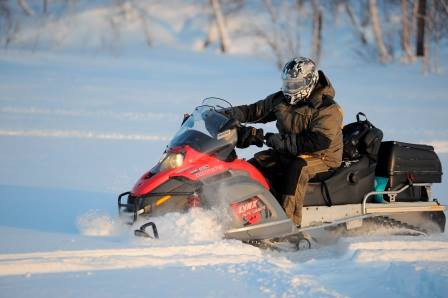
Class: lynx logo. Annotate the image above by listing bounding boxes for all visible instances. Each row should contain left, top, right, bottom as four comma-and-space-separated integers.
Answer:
193, 164, 224, 178
230, 196, 270, 226
238, 200, 257, 214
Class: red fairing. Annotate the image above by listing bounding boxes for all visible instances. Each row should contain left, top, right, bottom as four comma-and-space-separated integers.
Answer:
132, 146, 269, 196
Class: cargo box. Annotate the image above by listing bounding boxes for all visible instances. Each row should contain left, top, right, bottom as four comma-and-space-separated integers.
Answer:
375, 141, 442, 201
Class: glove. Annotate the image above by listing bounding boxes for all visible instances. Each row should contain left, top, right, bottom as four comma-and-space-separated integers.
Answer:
219, 108, 235, 119
265, 133, 284, 151
237, 126, 264, 148
219, 118, 240, 133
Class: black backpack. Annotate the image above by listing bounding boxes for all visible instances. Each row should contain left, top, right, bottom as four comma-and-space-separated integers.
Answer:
342, 112, 383, 161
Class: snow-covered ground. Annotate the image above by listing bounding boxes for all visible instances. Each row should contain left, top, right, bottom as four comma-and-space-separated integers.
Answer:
0, 47, 447, 297
1, 4, 448, 295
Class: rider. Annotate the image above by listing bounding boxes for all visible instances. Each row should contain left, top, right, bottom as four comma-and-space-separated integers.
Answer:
224, 57, 343, 227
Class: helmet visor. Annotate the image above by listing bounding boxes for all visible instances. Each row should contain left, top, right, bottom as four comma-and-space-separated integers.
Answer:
282, 78, 311, 94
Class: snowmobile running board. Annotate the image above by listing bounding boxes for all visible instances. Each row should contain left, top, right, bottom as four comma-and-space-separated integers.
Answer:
364, 201, 445, 214
361, 183, 443, 214
301, 201, 445, 230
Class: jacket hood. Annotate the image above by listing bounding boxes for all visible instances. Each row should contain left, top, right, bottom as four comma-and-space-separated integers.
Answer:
308, 70, 335, 108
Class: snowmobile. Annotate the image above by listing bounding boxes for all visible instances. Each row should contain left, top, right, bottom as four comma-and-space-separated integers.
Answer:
118, 97, 445, 249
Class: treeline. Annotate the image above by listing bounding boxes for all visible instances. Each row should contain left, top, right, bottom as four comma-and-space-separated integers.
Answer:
208, 0, 448, 72
1, 0, 447, 72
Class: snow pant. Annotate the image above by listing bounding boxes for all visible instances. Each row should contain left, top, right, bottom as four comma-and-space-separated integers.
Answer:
249, 150, 329, 226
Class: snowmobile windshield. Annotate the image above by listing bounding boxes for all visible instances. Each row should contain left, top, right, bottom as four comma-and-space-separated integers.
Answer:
168, 104, 237, 159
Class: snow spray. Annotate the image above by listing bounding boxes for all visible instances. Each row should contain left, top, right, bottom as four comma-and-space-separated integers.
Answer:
77, 210, 124, 236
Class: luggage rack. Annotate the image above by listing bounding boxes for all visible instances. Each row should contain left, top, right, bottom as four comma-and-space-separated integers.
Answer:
362, 183, 445, 214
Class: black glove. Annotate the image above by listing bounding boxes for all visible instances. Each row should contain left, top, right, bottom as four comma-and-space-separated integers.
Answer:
237, 126, 264, 148
219, 118, 240, 132
219, 108, 236, 119
265, 133, 285, 151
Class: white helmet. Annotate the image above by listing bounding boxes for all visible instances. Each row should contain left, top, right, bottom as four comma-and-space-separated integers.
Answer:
281, 57, 319, 105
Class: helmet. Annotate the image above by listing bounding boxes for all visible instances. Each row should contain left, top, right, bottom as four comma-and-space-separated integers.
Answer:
281, 57, 319, 105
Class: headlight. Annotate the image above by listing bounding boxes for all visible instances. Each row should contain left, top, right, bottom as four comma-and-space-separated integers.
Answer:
159, 152, 184, 172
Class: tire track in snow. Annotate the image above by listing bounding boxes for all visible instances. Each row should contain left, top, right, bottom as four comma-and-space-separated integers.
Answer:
0, 243, 263, 276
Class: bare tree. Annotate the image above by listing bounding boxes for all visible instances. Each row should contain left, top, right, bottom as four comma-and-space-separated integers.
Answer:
132, 2, 153, 47
432, 0, 448, 72
369, 0, 391, 63
439, 0, 448, 13
411, 0, 419, 37
415, 0, 426, 57
250, 0, 302, 69
344, 0, 368, 45
401, 0, 414, 62
310, 0, 323, 63
0, 0, 14, 46
109, 0, 153, 47
200, 21, 218, 50
43, 0, 48, 14
210, 0, 230, 53
256, 0, 283, 68
17, 0, 35, 16
198, 0, 243, 51
0, 0, 82, 47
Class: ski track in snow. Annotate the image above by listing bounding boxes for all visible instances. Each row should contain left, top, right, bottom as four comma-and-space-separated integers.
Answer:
1, 127, 447, 154
0, 106, 180, 122
349, 240, 448, 262
1, 239, 448, 277
0, 244, 263, 276
0, 129, 170, 141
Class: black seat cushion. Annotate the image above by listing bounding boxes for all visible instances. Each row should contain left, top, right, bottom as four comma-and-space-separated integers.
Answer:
309, 169, 336, 182
304, 156, 376, 206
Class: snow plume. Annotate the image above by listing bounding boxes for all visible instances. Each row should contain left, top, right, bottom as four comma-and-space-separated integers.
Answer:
132, 180, 243, 245
136, 208, 226, 245
202, 179, 241, 228
77, 210, 123, 236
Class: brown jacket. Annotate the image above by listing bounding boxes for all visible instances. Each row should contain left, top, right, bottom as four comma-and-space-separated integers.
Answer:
231, 70, 343, 168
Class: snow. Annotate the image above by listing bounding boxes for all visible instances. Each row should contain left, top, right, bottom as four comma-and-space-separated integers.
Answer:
1, 3, 448, 296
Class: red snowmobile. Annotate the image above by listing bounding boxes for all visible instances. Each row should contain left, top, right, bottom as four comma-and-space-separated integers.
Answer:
118, 98, 445, 248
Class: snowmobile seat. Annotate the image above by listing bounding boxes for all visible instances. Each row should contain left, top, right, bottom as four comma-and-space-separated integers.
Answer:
309, 169, 336, 183
304, 156, 376, 207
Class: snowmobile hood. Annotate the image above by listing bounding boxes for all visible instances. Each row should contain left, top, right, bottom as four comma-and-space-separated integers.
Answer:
131, 145, 269, 197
